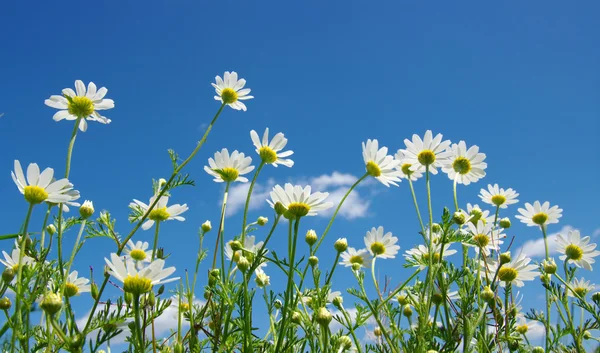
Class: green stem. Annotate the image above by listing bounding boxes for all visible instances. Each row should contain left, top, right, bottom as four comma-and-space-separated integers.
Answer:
63, 220, 87, 287
407, 178, 426, 235
211, 182, 230, 278
541, 225, 551, 351
39, 205, 52, 251
151, 221, 161, 261
241, 162, 265, 244
64, 117, 81, 178
324, 252, 341, 286
133, 294, 144, 350
452, 175, 459, 211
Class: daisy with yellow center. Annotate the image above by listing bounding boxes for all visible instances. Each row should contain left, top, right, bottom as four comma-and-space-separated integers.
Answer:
556, 230, 600, 271
481, 253, 539, 287
129, 195, 188, 231
362, 139, 402, 187
124, 240, 153, 263
45, 80, 114, 132
460, 203, 495, 225
0, 247, 34, 274
104, 254, 178, 296
12, 160, 76, 205
516, 201, 562, 228
394, 150, 423, 181
364, 226, 400, 259
400, 130, 452, 174
339, 247, 373, 269
255, 268, 270, 288
267, 183, 333, 218
63, 270, 91, 297
250, 128, 294, 167
212, 71, 254, 111
204, 148, 255, 183
404, 243, 457, 270
441, 141, 487, 185
479, 183, 519, 209
170, 294, 197, 313
566, 277, 595, 298
465, 220, 505, 257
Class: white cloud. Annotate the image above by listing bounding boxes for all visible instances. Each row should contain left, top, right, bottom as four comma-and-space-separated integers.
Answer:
515, 225, 574, 258
317, 187, 370, 220
593, 228, 600, 238
311, 172, 357, 189
226, 178, 276, 217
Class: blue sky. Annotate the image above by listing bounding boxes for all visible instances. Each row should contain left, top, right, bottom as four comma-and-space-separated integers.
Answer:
0, 0, 599, 346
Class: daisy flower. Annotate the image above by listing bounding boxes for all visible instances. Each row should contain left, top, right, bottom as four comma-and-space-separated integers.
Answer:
395, 149, 423, 181
364, 226, 400, 259
404, 243, 457, 269
339, 247, 373, 269
566, 277, 595, 298
362, 139, 402, 187
170, 293, 197, 313
516, 201, 562, 228
441, 141, 487, 185
58, 189, 81, 212
204, 149, 254, 183
212, 71, 253, 111
44, 80, 114, 132
255, 268, 270, 288
479, 184, 519, 209
129, 195, 188, 231
482, 253, 539, 287
462, 203, 495, 225
12, 160, 75, 205
225, 235, 266, 269
267, 183, 333, 218
1, 247, 34, 271
63, 270, 91, 297
104, 254, 178, 295
465, 221, 505, 257
400, 130, 452, 174
250, 128, 294, 167
556, 230, 600, 270
124, 240, 153, 263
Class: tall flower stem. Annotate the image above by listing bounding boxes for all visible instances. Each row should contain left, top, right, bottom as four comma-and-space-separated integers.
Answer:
133, 294, 144, 350
63, 220, 87, 292
211, 182, 231, 278
151, 221, 161, 261
541, 225, 551, 351
39, 205, 52, 251
407, 178, 426, 235
241, 161, 265, 244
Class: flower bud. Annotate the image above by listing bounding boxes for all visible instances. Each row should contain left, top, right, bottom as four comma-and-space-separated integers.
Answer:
2, 268, 15, 283
540, 274, 551, 285
124, 292, 133, 306
274, 299, 282, 310
516, 324, 528, 334
396, 294, 408, 306
208, 275, 218, 287
583, 330, 592, 340
315, 307, 332, 326
46, 224, 57, 236
499, 252, 511, 265
431, 223, 442, 233
174, 342, 184, 353
542, 258, 557, 274
257, 216, 268, 226
507, 339, 519, 351
237, 256, 250, 272
427, 351, 439, 353
373, 327, 382, 337
431, 293, 443, 306
91, 283, 99, 300
158, 178, 167, 188
532, 347, 544, 353
201, 220, 212, 232
334, 238, 348, 252
274, 202, 287, 216
452, 212, 466, 225
499, 217, 511, 229
591, 291, 600, 305
0, 297, 11, 310
351, 263, 361, 271
403, 305, 413, 317
481, 286, 495, 303
291, 311, 301, 324
147, 292, 156, 306
338, 336, 352, 350
305, 230, 318, 246
79, 200, 95, 219
41, 293, 63, 315
98, 350, 107, 353
210, 268, 220, 278
332, 296, 343, 309
229, 240, 243, 252
308, 256, 319, 267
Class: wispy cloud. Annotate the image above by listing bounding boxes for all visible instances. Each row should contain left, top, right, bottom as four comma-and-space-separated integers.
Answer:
515, 225, 574, 258
226, 178, 276, 217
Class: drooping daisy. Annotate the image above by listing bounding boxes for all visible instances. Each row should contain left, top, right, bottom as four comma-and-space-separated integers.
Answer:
12, 160, 75, 205
104, 254, 178, 295
516, 201, 562, 228
339, 247, 373, 269
44, 80, 114, 132
250, 128, 294, 167
404, 242, 457, 269
556, 230, 600, 271
204, 149, 254, 183
441, 141, 487, 185
63, 270, 91, 297
362, 139, 402, 187
394, 149, 423, 181
124, 240, 153, 263
400, 130, 452, 175
465, 221, 505, 257
364, 226, 400, 259
267, 183, 333, 218
129, 195, 188, 231
1, 247, 34, 272
482, 253, 539, 287
566, 277, 595, 298
225, 235, 266, 269
212, 71, 253, 111
479, 184, 519, 209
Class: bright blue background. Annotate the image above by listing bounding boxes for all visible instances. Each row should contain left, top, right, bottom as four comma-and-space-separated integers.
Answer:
0, 0, 598, 348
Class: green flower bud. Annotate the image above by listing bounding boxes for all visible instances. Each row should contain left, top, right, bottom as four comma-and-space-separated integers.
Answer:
46, 224, 57, 236
237, 256, 250, 272
308, 256, 319, 267
2, 268, 15, 283
274, 202, 287, 216
257, 216, 268, 226
201, 220, 212, 232
0, 297, 11, 310
334, 238, 348, 252
542, 259, 557, 274
481, 286, 495, 303
124, 292, 133, 305
532, 347, 544, 353
174, 342, 183, 353
305, 230, 318, 246
210, 268, 220, 278
315, 307, 332, 326
274, 299, 282, 310
396, 294, 408, 306
507, 339, 519, 351
332, 296, 343, 309
540, 274, 551, 285
79, 200, 95, 219
338, 336, 352, 350
351, 263, 361, 271
431, 223, 442, 233
147, 292, 156, 306
291, 311, 301, 324
91, 283, 99, 300
229, 240, 243, 252
500, 252, 511, 265
499, 217, 511, 229
452, 212, 466, 225
592, 291, 600, 305
41, 293, 63, 315
431, 293, 443, 306
583, 330, 592, 340
373, 327, 383, 337
403, 305, 413, 317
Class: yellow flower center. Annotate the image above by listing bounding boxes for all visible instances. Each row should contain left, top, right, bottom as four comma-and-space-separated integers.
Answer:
64, 282, 79, 297
123, 275, 152, 295
565, 244, 583, 261
365, 161, 381, 177
220, 88, 238, 104
473, 234, 490, 248
573, 286, 588, 297
491, 195, 506, 206
349, 255, 364, 265
498, 267, 518, 282
259, 146, 278, 164
516, 324, 528, 334
417, 150, 436, 166
285, 202, 311, 218
180, 302, 190, 312
422, 252, 441, 263
67, 96, 94, 118
24, 185, 49, 204
531, 212, 548, 225
148, 207, 170, 222
215, 167, 239, 182
452, 157, 472, 175
469, 209, 484, 225
370, 242, 386, 256
401, 163, 412, 176
130, 249, 147, 261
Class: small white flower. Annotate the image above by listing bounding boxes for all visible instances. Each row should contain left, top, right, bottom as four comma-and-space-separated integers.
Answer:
404, 243, 457, 270
441, 141, 487, 185
129, 195, 188, 231
212, 71, 253, 111
204, 149, 254, 183
267, 184, 333, 218
59, 189, 81, 212
339, 247, 373, 269
566, 277, 595, 298
255, 268, 270, 288
63, 270, 91, 297
362, 139, 402, 187
465, 221, 505, 257
250, 128, 294, 167
364, 226, 400, 259
461, 203, 495, 225
556, 230, 600, 271
124, 240, 153, 263
104, 254, 178, 295
516, 201, 562, 227
395, 149, 423, 181
479, 184, 519, 209
45, 80, 114, 132
481, 253, 539, 287
12, 160, 75, 204
225, 235, 266, 269
1, 247, 34, 271
400, 130, 452, 174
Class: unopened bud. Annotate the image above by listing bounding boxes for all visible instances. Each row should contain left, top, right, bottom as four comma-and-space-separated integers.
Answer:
532, 347, 544, 353
124, 292, 133, 305
201, 220, 212, 232
147, 292, 156, 306
540, 274, 551, 285
305, 230, 318, 246
499, 252, 511, 265
40, 293, 63, 315
210, 268, 220, 278
334, 238, 348, 252
396, 294, 408, 306
499, 217, 511, 229
351, 263, 361, 271
274, 299, 282, 310
158, 178, 167, 188
403, 305, 413, 317
79, 200, 95, 219
91, 283, 99, 300
257, 217, 268, 226
332, 296, 343, 309
453, 212, 466, 225
542, 259, 557, 274
481, 286, 495, 303
308, 256, 319, 267
583, 330, 592, 340
174, 342, 184, 353
338, 336, 352, 350
237, 256, 250, 272
427, 351, 439, 353
0, 297, 11, 310
274, 202, 287, 216
291, 311, 301, 324
229, 240, 243, 252
46, 224, 57, 236
431, 223, 442, 233
373, 327, 382, 337
315, 307, 332, 326
507, 339, 519, 351
516, 324, 528, 334
2, 268, 15, 283
431, 293, 443, 306
592, 291, 600, 305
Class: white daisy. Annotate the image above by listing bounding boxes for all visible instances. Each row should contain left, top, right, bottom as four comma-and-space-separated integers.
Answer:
255, 268, 270, 288
124, 240, 153, 263
404, 243, 457, 270
462, 203, 495, 225
63, 270, 91, 297
170, 294, 196, 313
394, 149, 423, 181
104, 254, 178, 295
465, 221, 505, 257
129, 195, 188, 230
1, 247, 34, 271
212, 71, 253, 111
267, 183, 333, 218
12, 160, 75, 205
362, 139, 402, 187
44, 80, 114, 132
479, 184, 519, 209
364, 226, 400, 259
225, 235, 266, 269
400, 130, 452, 174
250, 128, 294, 167
58, 189, 81, 212
516, 201, 562, 227
566, 277, 595, 298
339, 247, 373, 269
204, 149, 254, 183
556, 230, 600, 270
441, 141, 487, 185
481, 253, 539, 287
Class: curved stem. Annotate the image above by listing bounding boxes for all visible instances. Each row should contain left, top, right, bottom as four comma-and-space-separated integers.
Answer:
39, 205, 52, 251
241, 162, 265, 244
407, 178, 426, 235
133, 294, 144, 350
151, 221, 161, 261
211, 182, 230, 277
63, 219, 87, 293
